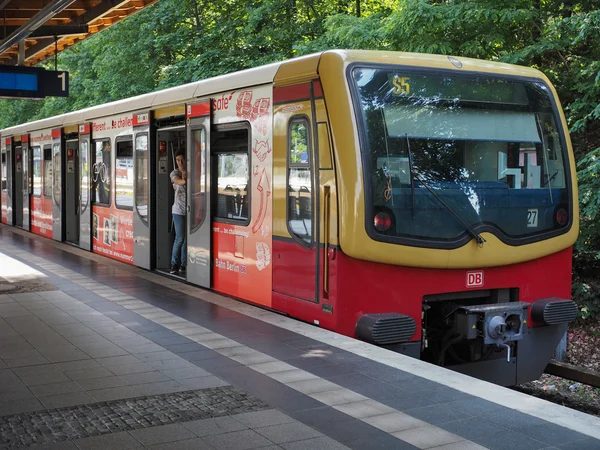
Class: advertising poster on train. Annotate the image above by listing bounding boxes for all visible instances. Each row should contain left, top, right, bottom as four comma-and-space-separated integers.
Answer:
90, 113, 134, 264
211, 85, 273, 307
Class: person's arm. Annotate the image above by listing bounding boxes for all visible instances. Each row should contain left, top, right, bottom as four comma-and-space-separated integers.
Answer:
171, 171, 187, 186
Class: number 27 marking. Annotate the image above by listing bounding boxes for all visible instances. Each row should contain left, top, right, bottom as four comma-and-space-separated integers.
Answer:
527, 209, 538, 227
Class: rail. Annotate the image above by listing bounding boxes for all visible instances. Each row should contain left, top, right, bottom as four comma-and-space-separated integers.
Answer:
545, 361, 600, 389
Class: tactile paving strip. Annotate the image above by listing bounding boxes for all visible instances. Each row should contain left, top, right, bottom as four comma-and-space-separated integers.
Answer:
0, 386, 268, 448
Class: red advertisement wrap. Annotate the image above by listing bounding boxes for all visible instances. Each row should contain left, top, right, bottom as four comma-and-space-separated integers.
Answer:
91, 206, 134, 264
272, 242, 573, 340
30, 196, 53, 238
212, 87, 273, 308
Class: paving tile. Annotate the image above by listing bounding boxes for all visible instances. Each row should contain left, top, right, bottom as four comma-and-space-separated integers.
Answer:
133, 380, 186, 396
202, 429, 275, 450
281, 436, 350, 450
38, 391, 94, 409
121, 371, 171, 385
75, 375, 128, 390
518, 424, 593, 447
96, 354, 141, 367
28, 441, 80, 449
233, 410, 295, 428
255, 421, 323, 444
285, 378, 339, 395
182, 416, 248, 437
55, 359, 101, 372
333, 399, 397, 419
362, 412, 428, 433
403, 403, 472, 425
310, 389, 369, 406
178, 376, 229, 390
14, 364, 70, 386
392, 424, 464, 448
160, 366, 212, 380
30, 380, 84, 397
64, 367, 114, 381
0, 397, 44, 416
129, 423, 196, 446
268, 369, 318, 384
88, 385, 142, 402
439, 417, 509, 441
476, 430, 551, 450
72, 431, 144, 449
108, 362, 155, 375
433, 442, 488, 450
146, 438, 214, 450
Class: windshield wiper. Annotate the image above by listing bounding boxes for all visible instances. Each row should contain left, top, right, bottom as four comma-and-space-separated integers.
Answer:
405, 134, 486, 246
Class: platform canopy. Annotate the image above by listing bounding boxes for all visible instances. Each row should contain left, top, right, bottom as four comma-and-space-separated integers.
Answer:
0, 0, 159, 66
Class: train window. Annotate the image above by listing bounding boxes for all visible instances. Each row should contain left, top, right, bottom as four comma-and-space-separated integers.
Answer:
1, 151, 6, 192
43, 146, 52, 198
80, 139, 89, 214
287, 117, 313, 245
215, 152, 249, 222
32, 146, 41, 197
92, 140, 111, 206
52, 143, 61, 207
115, 138, 133, 210
190, 128, 206, 231
135, 134, 148, 223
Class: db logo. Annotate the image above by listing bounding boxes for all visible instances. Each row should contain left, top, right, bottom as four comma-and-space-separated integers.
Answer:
466, 271, 484, 288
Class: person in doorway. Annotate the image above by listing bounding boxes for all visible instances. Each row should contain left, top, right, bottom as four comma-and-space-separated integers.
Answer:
170, 150, 187, 274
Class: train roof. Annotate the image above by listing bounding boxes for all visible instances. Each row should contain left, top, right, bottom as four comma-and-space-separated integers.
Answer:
0, 49, 547, 137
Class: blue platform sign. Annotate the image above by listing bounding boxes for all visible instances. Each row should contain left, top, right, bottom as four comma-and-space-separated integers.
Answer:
0, 66, 68, 99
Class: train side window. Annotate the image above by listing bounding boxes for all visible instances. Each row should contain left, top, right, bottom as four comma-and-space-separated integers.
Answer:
115, 137, 133, 210
134, 133, 148, 223
43, 146, 52, 198
287, 117, 313, 245
92, 139, 111, 206
190, 128, 206, 231
52, 143, 61, 207
215, 152, 249, 222
80, 140, 89, 213
32, 146, 41, 197
1, 151, 6, 191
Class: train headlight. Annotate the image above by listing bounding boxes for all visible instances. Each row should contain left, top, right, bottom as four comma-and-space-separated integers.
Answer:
374, 211, 392, 232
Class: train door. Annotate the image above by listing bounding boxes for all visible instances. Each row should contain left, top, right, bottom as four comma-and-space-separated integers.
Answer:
65, 136, 79, 244
2, 137, 13, 225
272, 83, 319, 302
51, 128, 64, 241
185, 101, 211, 287
155, 123, 184, 274
21, 135, 30, 231
14, 140, 23, 227
133, 111, 151, 270
78, 124, 92, 251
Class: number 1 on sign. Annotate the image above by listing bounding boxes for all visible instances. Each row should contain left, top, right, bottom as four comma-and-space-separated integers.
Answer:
58, 73, 66, 92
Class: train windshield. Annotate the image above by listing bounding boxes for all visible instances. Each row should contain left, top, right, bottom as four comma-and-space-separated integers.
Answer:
352, 67, 571, 246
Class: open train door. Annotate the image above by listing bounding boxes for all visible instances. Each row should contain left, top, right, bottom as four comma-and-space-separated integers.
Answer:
185, 101, 211, 288
51, 128, 64, 241
1, 136, 13, 225
78, 124, 92, 251
133, 111, 152, 270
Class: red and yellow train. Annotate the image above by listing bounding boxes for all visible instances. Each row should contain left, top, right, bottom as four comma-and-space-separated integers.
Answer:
1, 50, 578, 385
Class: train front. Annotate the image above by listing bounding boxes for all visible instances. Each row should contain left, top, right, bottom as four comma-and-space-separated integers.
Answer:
320, 50, 579, 386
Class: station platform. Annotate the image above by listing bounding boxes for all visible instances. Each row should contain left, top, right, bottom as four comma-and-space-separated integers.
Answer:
1, 225, 600, 450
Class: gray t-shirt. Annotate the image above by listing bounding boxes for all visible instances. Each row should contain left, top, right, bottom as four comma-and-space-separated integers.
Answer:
170, 169, 187, 215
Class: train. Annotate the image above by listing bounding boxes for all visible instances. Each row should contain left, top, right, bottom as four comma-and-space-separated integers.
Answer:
0, 50, 579, 386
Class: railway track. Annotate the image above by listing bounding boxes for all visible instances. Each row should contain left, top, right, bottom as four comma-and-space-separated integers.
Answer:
544, 361, 600, 389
